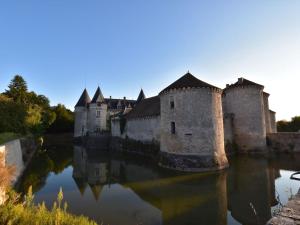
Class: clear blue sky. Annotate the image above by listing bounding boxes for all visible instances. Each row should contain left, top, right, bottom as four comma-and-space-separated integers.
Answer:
0, 0, 299, 120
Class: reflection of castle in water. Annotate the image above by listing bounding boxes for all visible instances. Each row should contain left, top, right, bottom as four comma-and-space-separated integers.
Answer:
72, 146, 282, 225
227, 157, 280, 225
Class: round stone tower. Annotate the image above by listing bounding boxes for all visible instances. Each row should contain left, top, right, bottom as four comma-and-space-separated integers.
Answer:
74, 89, 91, 137
223, 78, 266, 152
159, 72, 228, 172
88, 86, 107, 133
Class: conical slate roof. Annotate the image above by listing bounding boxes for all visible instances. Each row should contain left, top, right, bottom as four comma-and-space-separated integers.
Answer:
75, 89, 91, 107
91, 86, 105, 103
159, 72, 220, 94
73, 177, 87, 195
136, 89, 146, 103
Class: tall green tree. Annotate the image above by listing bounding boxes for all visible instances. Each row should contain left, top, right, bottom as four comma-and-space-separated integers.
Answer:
5, 75, 28, 103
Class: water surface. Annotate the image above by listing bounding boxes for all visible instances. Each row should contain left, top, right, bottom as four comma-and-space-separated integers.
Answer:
18, 136, 300, 225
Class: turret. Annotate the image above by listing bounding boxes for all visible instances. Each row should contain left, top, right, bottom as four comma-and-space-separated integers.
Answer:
74, 89, 91, 137
223, 77, 266, 152
88, 86, 108, 133
136, 89, 146, 104
159, 72, 228, 172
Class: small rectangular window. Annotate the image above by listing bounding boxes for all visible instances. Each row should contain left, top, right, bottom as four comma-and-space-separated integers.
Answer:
171, 122, 175, 134
96, 110, 100, 118
170, 101, 174, 109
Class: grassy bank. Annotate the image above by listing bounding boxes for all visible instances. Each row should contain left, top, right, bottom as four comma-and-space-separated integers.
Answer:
0, 188, 98, 225
0, 132, 21, 145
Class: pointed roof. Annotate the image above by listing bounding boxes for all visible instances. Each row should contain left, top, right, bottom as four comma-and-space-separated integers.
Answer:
73, 177, 87, 195
75, 89, 91, 107
136, 89, 146, 103
159, 72, 220, 94
89, 184, 103, 201
91, 86, 105, 103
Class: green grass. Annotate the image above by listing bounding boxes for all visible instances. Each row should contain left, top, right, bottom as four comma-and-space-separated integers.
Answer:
0, 187, 99, 225
0, 132, 21, 145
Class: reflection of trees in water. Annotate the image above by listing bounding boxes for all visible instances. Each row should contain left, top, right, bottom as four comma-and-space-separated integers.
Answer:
227, 156, 279, 225
16, 135, 73, 194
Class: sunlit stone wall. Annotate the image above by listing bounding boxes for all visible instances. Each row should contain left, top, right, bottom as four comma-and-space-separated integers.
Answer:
159, 87, 228, 171
0, 139, 24, 184
223, 85, 267, 152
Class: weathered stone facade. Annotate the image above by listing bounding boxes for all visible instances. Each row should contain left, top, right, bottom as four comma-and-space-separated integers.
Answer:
223, 82, 267, 152
159, 87, 228, 171
76, 73, 278, 172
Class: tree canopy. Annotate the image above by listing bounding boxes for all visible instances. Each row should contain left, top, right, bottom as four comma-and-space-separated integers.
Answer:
277, 116, 300, 132
0, 75, 74, 135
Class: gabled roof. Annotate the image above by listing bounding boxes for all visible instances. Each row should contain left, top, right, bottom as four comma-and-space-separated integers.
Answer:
136, 89, 146, 103
91, 86, 105, 103
225, 77, 264, 90
75, 89, 91, 107
126, 96, 160, 119
159, 72, 220, 94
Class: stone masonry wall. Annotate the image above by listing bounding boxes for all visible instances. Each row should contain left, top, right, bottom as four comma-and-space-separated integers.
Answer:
0, 139, 24, 184
267, 133, 300, 153
125, 116, 160, 142
263, 92, 272, 133
160, 88, 228, 171
223, 86, 266, 152
88, 103, 107, 132
74, 107, 88, 137
269, 110, 277, 133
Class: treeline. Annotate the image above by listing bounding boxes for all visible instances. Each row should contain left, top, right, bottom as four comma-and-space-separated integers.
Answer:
0, 75, 74, 134
277, 116, 300, 132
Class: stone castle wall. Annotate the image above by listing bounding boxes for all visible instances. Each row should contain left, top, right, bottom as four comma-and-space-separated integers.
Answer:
267, 133, 300, 153
125, 116, 160, 142
263, 93, 272, 133
269, 110, 277, 133
74, 107, 88, 137
88, 103, 107, 132
159, 88, 228, 171
223, 86, 266, 152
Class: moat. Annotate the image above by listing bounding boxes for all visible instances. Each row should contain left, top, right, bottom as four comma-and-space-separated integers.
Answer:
16, 135, 300, 225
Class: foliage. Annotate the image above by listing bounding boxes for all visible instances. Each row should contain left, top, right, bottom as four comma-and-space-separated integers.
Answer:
0, 187, 98, 225
0, 96, 27, 134
4, 75, 28, 103
0, 133, 21, 145
277, 116, 300, 132
0, 75, 73, 135
47, 104, 74, 133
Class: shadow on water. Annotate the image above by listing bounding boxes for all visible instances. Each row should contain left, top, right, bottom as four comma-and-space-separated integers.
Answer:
16, 135, 300, 225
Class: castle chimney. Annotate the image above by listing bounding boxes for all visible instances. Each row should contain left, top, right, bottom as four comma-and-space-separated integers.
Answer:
238, 78, 244, 84
226, 84, 229, 88
123, 96, 126, 100
110, 96, 112, 99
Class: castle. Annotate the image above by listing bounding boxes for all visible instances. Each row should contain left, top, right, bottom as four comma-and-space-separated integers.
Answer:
74, 72, 277, 172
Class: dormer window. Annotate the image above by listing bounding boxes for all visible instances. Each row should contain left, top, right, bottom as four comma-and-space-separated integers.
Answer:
96, 110, 100, 118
